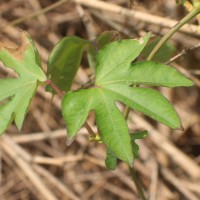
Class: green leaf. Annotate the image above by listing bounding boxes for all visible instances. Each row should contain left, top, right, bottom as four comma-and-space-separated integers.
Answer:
141, 36, 176, 62
0, 31, 46, 134
125, 61, 193, 87
96, 33, 152, 84
62, 33, 193, 165
62, 88, 133, 165
130, 130, 148, 159
105, 146, 117, 170
105, 84, 182, 129
47, 36, 91, 92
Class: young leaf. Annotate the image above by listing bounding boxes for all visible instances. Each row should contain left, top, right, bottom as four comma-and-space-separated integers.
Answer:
0, 31, 46, 134
62, 33, 193, 165
47, 36, 91, 92
130, 130, 148, 159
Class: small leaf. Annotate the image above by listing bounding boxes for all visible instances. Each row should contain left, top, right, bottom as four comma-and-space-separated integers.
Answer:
141, 36, 176, 62
0, 31, 46, 134
105, 146, 117, 170
130, 130, 148, 158
47, 36, 91, 92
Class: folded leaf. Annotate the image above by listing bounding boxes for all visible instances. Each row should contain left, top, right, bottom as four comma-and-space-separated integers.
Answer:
47, 36, 92, 92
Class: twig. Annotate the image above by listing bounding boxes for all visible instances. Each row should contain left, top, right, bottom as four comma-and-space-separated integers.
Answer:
147, 7, 200, 61
1, 0, 69, 29
76, 4, 97, 40
73, 0, 200, 36
161, 168, 199, 200
166, 42, 200, 64
171, 63, 200, 87
129, 166, 146, 200
84, 122, 97, 138
132, 114, 200, 179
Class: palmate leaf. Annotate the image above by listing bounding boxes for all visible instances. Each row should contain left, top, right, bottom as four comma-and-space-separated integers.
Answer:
0, 31, 46, 134
62, 33, 193, 165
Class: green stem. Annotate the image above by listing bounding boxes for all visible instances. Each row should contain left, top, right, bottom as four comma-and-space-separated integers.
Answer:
147, 7, 200, 61
129, 166, 147, 200
84, 122, 97, 139
46, 80, 64, 97
123, 85, 146, 199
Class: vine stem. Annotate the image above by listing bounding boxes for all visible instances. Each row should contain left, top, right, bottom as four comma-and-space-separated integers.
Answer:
45, 80, 96, 138
129, 166, 146, 200
147, 7, 200, 61
45, 80, 64, 97
123, 107, 146, 200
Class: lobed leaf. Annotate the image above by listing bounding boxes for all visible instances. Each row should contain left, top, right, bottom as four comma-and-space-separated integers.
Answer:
0, 31, 46, 134
62, 88, 133, 165
62, 33, 193, 164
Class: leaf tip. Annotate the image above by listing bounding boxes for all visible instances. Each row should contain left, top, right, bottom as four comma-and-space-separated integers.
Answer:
66, 136, 75, 146
178, 124, 184, 131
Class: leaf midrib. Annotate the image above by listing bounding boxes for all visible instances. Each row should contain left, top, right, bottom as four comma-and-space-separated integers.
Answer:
96, 44, 144, 84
